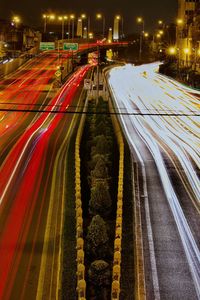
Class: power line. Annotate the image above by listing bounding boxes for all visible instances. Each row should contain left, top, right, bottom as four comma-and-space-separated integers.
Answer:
0, 107, 199, 117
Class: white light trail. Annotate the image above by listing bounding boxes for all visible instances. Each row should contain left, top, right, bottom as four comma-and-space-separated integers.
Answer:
108, 63, 200, 298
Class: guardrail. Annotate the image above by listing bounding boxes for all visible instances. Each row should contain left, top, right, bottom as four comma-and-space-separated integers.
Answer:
75, 97, 89, 300
107, 96, 124, 299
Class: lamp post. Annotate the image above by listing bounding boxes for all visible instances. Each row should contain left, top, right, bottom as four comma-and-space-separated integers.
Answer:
96, 13, 105, 38
137, 17, 144, 61
70, 14, 75, 41
58, 16, 68, 43
184, 47, 190, 67
12, 16, 21, 27
81, 14, 91, 39
11, 16, 21, 57
43, 14, 47, 33
42, 14, 55, 34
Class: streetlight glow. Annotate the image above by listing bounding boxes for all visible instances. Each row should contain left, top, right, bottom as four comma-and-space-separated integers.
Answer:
168, 47, 176, 55
96, 13, 102, 19
12, 16, 21, 24
184, 48, 190, 54
177, 18, 183, 25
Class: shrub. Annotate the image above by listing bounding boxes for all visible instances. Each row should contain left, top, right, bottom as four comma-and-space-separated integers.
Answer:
90, 157, 109, 186
88, 154, 110, 172
86, 215, 109, 258
89, 181, 112, 216
88, 260, 111, 287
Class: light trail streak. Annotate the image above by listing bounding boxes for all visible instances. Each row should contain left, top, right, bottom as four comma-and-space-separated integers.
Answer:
0, 65, 90, 298
108, 63, 200, 298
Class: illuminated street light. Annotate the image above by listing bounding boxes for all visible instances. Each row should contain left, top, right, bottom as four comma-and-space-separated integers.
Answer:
158, 20, 163, 25
42, 14, 55, 33
80, 14, 90, 39
88, 32, 93, 39
183, 48, 190, 54
70, 14, 75, 40
12, 16, 21, 24
168, 47, 176, 55
108, 27, 112, 43
96, 13, 105, 38
136, 17, 145, 61
177, 18, 183, 26
58, 15, 68, 42
144, 32, 149, 38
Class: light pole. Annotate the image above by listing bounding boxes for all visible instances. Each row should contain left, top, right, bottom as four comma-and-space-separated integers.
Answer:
43, 14, 47, 33
184, 47, 190, 67
42, 14, 55, 34
70, 14, 75, 41
137, 17, 144, 61
58, 16, 68, 43
176, 19, 184, 67
11, 16, 21, 57
96, 13, 105, 38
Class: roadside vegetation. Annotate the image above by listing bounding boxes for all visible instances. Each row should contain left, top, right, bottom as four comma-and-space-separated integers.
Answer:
80, 97, 118, 299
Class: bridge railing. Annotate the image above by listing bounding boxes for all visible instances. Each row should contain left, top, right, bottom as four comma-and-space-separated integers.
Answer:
75, 97, 89, 300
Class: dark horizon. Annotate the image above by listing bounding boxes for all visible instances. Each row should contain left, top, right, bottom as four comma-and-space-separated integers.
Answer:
1, 0, 178, 34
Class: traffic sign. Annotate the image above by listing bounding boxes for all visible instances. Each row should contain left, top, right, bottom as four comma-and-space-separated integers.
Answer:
63, 43, 79, 51
40, 42, 55, 51
55, 70, 61, 77
84, 79, 92, 90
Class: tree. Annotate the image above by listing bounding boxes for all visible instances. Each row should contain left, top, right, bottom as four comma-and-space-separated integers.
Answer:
88, 260, 111, 287
90, 157, 109, 186
93, 135, 110, 155
86, 215, 109, 258
89, 181, 112, 216
89, 153, 111, 171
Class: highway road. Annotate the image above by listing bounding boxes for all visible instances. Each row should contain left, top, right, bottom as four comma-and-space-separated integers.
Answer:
0, 50, 91, 299
108, 63, 200, 299
0, 51, 68, 164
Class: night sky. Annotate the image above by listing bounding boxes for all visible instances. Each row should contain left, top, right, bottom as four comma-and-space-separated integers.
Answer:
1, 0, 178, 34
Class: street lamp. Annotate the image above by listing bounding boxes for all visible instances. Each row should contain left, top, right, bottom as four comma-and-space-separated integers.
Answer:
168, 46, 176, 55
42, 14, 55, 33
96, 13, 105, 38
80, 14, 90, 39
184, 47, 190, 66
12, 16, 21, 26
108, 27, 112, 43
136, 17, 144, 61
70, 14, 75, 40
58, 16, 68, 42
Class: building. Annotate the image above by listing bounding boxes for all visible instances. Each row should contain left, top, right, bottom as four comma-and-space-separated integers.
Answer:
177, 0, 200, 70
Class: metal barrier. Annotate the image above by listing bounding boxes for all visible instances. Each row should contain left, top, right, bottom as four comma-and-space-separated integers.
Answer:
75, 97, 89, 300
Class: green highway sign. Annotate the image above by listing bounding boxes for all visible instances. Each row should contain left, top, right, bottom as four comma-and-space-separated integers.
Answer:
63, 43, 78, 51
40, 42, 55, 51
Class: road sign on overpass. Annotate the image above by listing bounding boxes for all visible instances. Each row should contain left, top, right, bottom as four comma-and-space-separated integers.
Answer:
63, 43, 78, 51
40, 42, 55, 51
